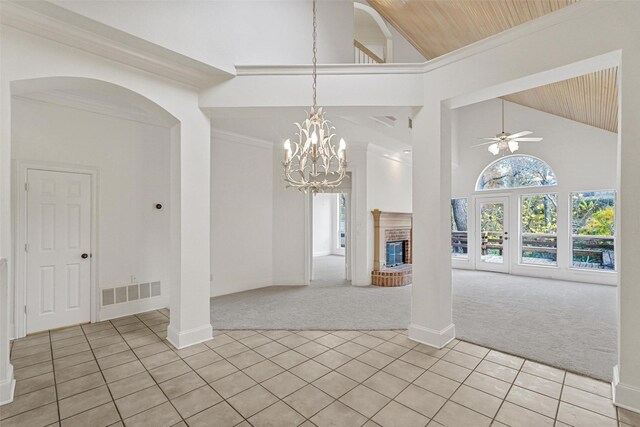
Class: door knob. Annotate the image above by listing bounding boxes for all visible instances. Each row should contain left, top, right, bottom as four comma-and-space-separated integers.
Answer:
81, 253, 89, 259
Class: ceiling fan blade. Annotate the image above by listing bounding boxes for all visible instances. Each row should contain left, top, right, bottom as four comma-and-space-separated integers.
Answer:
471, 141, 497, 147
513, 137, 543, 142
478, 137, 501, 141
507, 131, 532, 139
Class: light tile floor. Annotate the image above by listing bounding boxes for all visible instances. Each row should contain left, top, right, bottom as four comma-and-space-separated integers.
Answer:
3, 309, 639, 427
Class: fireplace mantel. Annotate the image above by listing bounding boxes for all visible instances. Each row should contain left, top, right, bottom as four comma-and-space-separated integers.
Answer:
371, 209, 413, 287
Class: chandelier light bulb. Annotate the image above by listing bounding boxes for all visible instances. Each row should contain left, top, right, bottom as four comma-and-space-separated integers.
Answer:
284, 139, 291, 151
311, 131, 318, 145
339, 138, 346, 151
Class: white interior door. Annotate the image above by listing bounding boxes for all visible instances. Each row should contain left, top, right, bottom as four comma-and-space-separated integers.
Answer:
26, 169, 92, 333
475, 196, 510, 273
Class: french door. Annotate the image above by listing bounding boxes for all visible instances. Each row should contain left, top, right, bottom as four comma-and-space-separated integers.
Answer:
475, 196, 510, 273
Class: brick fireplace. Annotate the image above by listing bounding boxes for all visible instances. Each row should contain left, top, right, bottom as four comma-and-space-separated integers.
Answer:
371, 209, 412, 287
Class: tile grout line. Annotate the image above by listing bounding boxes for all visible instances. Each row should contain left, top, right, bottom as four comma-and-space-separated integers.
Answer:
488, 350, 526, 426
555, 370, 566, 425
142, 311, 255, 426
48, 330, 63, 425
78, 320, 127, 424
422, 341, 491, 426
124, 313, 191, 426
93, 314, 187, 425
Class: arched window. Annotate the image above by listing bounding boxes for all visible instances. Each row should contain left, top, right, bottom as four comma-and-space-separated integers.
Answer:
476, 155, 558, 191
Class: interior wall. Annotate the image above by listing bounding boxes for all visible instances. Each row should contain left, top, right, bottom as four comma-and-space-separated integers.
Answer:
354, 0, 425, 63
210, 131, 274, 297
53, 0, 355, 66
312, 193, 335, 256
451, 98, 617, 284
453, 99, 617, 197
366, 146, 413, 274
11, 97, 171, 307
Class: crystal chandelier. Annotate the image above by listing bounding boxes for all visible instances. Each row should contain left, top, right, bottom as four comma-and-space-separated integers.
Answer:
282, 0, 347, 193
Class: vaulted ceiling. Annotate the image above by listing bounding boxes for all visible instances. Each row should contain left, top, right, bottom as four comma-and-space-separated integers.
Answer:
368, 0, 618, 133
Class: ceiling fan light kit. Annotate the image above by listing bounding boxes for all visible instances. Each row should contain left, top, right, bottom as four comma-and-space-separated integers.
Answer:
475, 100, 543, 156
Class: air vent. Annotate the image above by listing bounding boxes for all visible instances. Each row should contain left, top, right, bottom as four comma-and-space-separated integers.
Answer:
128, 284, 139, 301
102, 289, 115, 306
151, 281, 161, 297
115, 286, 127, 304
140, 283, 150, 299
101, 281, 161, 307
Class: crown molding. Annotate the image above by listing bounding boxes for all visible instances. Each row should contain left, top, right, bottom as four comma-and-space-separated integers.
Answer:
13, 93, 176, 128
236, 63, 425, 76
211, 129, 275, 150
0, 1, 235, 89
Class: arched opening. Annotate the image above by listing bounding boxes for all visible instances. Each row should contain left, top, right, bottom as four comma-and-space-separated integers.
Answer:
353, 3, 393, 63
10, 77, 180, 337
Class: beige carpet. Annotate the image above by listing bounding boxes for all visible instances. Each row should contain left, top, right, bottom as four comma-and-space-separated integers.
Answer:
210, 267, 617, 380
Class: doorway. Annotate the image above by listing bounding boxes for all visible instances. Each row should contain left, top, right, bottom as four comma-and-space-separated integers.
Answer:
22, 168, 94, 333
311, 192, 350, 286
475, 195, 510, 273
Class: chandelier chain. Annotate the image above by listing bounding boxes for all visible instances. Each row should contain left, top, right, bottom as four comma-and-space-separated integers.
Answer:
312, 0, 317, 110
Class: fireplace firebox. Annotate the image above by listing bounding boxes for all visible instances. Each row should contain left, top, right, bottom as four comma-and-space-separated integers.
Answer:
386, 241, 406, 267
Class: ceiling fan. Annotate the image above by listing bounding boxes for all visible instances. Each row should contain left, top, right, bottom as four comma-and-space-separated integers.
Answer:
473, 99, 543, 155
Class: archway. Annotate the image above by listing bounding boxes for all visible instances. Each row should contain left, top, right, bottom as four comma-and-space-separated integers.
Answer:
10, 76, 181, 338
353, 3, 393, 63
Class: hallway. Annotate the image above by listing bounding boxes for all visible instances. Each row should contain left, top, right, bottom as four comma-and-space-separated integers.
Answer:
311, 255, 348, 287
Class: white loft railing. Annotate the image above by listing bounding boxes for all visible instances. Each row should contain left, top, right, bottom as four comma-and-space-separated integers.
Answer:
354, 40, 384, 64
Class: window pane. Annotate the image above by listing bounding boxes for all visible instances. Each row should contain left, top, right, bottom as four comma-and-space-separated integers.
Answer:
451, 198, 468, 258
522, 235, 557, 265
571, 191, 615, 270
571, 191, 615, 236
480, 202, 504, 264
521, 193, 558, 266
338, 193, 346, 248
572, 237, 615, 270
477, 155, 557, 191
521, 194, 557, 234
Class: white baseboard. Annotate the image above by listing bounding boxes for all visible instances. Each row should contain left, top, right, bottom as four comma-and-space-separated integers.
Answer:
408, 323, 456, 349
166, 323, 213, 349
313, 251, 332, 257
99, 296, 169, 321
210, 281, 272, 298
613, 365, 640, 414
0, 364, 16, 406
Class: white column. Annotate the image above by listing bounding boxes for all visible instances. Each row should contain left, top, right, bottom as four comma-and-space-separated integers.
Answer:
613, 61, 640, 413
408, 103, 455, 349
167, 111, 213, 349
0, 258, 15, 405
0, 80, 15, 404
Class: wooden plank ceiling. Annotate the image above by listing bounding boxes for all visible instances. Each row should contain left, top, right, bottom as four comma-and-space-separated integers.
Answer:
368, 0, 618, 133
